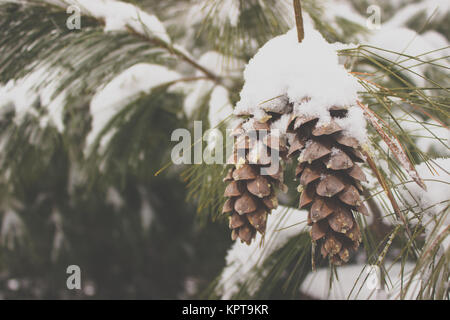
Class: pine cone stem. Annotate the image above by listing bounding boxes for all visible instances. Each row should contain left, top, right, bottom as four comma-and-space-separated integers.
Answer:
293, 0, 305, 43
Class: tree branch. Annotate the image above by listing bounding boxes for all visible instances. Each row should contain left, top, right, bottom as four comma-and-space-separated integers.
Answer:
41, 0, 222, 83
293, 0, 304, 43
125, 27, 221, 84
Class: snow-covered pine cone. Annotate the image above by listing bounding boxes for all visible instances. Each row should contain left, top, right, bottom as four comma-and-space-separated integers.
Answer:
287, 105, 369, 265
222, 107, 290, 245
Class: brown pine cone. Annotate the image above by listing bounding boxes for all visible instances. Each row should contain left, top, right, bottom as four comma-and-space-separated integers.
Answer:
222, 109, 289, 245
288, 106, 369, 264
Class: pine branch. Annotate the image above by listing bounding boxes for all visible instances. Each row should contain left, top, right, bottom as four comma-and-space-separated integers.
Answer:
125, 26, 221, 83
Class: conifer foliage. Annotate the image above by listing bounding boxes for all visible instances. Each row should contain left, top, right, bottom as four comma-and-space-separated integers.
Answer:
0, 0, 448, 300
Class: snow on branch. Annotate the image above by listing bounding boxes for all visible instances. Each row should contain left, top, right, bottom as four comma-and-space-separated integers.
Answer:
301, 262, 420, 300
86, 63, 181, 153
47, 0, 170, 43
182, 51, 242, 122
217, 206, 308, 299
234, 24, 367, 143
44, 1, 220, 81
397, 158, 450, 253
0, 65, 67, 132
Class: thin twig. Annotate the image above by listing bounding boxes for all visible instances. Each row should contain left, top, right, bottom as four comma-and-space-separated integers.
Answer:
363, 188, 391, 240
293, 0, 304, 43
357, 100, 426, 190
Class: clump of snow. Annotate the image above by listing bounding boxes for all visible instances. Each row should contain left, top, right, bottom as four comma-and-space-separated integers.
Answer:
235, 26, 360, 118
301, 262, 420, 300
0, 65, 66, 132
50, 0, 170, 43
217, 206, 308, 299
234, 25, 366, 142
86, 63, 180, 152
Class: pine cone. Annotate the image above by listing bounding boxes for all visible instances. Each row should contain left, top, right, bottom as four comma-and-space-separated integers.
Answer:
222, 107, 290, 245
288, 106, 369, 264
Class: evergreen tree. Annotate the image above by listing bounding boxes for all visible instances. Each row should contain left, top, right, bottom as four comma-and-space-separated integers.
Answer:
0, 0, 448, 299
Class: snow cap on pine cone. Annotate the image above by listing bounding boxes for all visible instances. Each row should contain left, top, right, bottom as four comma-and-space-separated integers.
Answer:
235, 26, 367, 144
